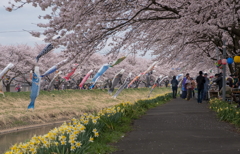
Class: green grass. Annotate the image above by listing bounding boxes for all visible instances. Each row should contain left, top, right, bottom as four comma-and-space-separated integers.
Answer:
1, 87, 170, 99
12, 120, 27, 126
87, 116, 133, 154
209, 98, 240, 129
0, 87, 171, 130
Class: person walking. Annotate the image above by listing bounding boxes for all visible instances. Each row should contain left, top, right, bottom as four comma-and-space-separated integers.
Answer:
181, 73, 189, 99
165, 79, 169, 87
203, 73, 210, 101
196, 71, 206, 103
185, 76, 192, 101
191, 77, 196, 98
61, 84, 65, 90
171, 76, 179, 98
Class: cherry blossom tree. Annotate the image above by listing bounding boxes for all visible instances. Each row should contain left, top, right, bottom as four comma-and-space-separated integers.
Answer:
0, 44, 64, 91
6, 0, 240, 67
0, 42, 217, 91
0, 44, 37, 91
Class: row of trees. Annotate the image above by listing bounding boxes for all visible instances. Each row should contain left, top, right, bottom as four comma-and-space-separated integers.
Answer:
6, 0, 240, 74
0, 44, 216, 92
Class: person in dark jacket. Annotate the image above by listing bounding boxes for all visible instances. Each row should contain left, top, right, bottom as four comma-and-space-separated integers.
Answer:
196, 71, 206, 103
213, 73, 223, 91
165, 79, 169, 87
171, 76, 179, 98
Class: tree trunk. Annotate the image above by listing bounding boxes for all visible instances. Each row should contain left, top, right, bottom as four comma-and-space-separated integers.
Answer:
145, 75, 149, 87
6, 84, 11, 92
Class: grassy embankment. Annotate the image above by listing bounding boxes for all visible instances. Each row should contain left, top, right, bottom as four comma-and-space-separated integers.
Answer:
0, 87, 171, 130
4, 89, 172, 154
209, 98, 240, 130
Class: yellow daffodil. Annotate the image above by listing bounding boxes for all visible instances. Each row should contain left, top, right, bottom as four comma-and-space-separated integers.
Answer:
44, 143, 50, 148
92, 128, 97, 133
89, 137, 94, 142
80, 126, 86, 132
59, 135, 66, 140
20, 144, 28, 149
42, 140, 47, 145
83, 120, 89, 124
73, 130, 80, 135
70, 145, 76, 151
75, 141, 82, 148
69, 139, 75, 145
67, 129, 72, 134
94, 132, 99, 137
61, 140, 66, 145
10, 144, 17, 150
92, 119, 97, 124
30, 147, 36, 152
54, 142, 59, 146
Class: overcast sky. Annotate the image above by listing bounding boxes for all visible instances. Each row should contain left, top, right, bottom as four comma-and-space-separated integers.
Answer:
0, 1, 153, 58
0, 1, 49, 47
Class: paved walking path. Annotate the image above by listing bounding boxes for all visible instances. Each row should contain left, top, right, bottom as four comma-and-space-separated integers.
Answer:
112, 98, 240, 154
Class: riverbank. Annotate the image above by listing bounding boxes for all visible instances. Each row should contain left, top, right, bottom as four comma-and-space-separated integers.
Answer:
3, 90, 172, 154
0, 87, 170, 132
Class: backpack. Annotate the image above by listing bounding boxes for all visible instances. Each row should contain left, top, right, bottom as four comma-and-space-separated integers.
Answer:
172, 80, 178, 87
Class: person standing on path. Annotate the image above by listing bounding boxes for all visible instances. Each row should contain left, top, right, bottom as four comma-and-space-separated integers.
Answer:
196, 71, 205, 103
171, 76, 179, 98
185, 76, 192, 101
191, 77, 196, 98
181, 73, 189, 99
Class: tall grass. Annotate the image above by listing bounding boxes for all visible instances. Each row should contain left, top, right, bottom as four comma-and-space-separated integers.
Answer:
0, 87, 171, 130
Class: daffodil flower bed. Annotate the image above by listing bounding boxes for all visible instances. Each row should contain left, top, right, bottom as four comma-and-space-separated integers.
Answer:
209, 98, 240, 127
5, 93, 171, 154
